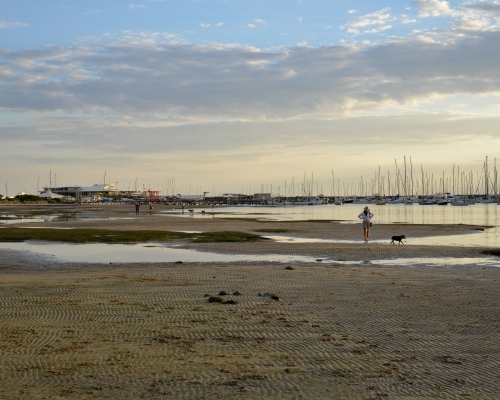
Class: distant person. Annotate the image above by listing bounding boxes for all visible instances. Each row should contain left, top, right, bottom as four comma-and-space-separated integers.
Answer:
358, 206, 374, 242
135, 202, 140, 215
149, 202, 153, 211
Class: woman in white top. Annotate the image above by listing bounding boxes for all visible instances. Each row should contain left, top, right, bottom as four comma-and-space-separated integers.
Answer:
358, 206, 374, 242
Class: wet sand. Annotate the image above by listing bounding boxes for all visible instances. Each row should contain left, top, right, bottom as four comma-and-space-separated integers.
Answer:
1, 204, 499, 398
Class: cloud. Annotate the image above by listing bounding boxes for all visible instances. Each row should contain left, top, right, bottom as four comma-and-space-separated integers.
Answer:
401, 14, 417, 24
348, 10, 358, 14
0, 20, 29, 29
2, 28, 500, 122
216, 22, 223, 27
247, 24, 256, 28
297, 17, 303, 22
344, 8, 395, 34
129, 4, 146, 9
200, 23, 210, 28
415, 0, 457, 17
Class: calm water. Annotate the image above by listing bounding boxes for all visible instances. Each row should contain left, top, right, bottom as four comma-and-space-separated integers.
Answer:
0, 242, 497, 267
0, 214, 129, 225
0, 242, 318, 264
176, 203, 500, 225
169, 203, 500, 248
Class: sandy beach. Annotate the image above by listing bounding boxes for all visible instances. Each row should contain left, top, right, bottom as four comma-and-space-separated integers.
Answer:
1, 204, 499, 399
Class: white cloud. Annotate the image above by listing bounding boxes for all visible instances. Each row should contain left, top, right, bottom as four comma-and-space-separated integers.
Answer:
364, 25, 393, 34
2, 28, 500, 122
401, 15, 417, 24
0, 20, 29, 29
297, 17, 303, 22
348, 10, 358, 14
247, 24, 256, 28
253, 19, 266, 26
200, 23, 210, 28
345, 8, 395, 30
415, 0, 457, 17
129, 4, 146, 9
216, 22, 223, 27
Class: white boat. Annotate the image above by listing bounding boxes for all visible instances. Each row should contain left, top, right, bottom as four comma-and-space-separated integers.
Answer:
291, 197, 324, 205
269, 197, 323, 206
387, 198, 404, 204
419, 199, 437, 205
353, 198, 370, 204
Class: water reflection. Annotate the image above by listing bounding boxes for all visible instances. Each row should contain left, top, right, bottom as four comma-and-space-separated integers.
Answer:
0, 242, 497, 267
264, 228, 500, 248
0, 242, 318, 264
0, 214, 131, 225
166, 203, 500, 226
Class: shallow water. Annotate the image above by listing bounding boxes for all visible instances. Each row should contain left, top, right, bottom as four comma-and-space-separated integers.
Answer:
264, 230, 500, 248
168, 203, 500, 224
0, 214, 128, 225
0, 242, 318, 264
0, 241, 498, 267
171, 204, 500, 248
326, 257, 499, 267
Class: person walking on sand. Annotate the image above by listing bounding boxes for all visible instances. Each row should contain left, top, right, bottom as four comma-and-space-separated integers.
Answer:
135, 202, 140, 215
358, 206, 374, 242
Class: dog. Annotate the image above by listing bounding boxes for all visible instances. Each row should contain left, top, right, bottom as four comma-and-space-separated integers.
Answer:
390, 235, 406, 245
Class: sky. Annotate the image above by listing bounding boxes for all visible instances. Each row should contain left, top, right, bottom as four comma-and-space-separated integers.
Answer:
1, 0, 500, 196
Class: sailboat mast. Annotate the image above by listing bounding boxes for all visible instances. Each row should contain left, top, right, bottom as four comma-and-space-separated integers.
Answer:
485, 156, 489, 198
404, 156, 407, 197
410, 157, 414, 197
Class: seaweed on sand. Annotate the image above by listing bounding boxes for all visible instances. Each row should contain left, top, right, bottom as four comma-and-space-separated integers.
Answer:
0, 228, 267, 244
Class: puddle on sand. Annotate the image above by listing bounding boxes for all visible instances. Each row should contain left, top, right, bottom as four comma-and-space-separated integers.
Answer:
316, 257, 498, 267
0, 242, 497, 267
0, 242, 318, 264
264, 229, 500, 248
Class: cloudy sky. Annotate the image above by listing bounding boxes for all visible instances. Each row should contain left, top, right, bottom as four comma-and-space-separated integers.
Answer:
1, 0, 500, 196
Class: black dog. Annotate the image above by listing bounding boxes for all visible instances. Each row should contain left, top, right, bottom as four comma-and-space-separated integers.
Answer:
390, 235, 406, 245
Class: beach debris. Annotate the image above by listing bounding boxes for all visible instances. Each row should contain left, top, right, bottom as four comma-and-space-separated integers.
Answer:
208, 296, 226, 303
284, 368, 299, 373
259, 292, 282, 301
203, 294, 210, 297
175, 261, 183, 264
233, 291, 242, 296
316, 259, 323, 262
219, 290, 228, 296
225, 299, 238, 305
284, 266, 294, 270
